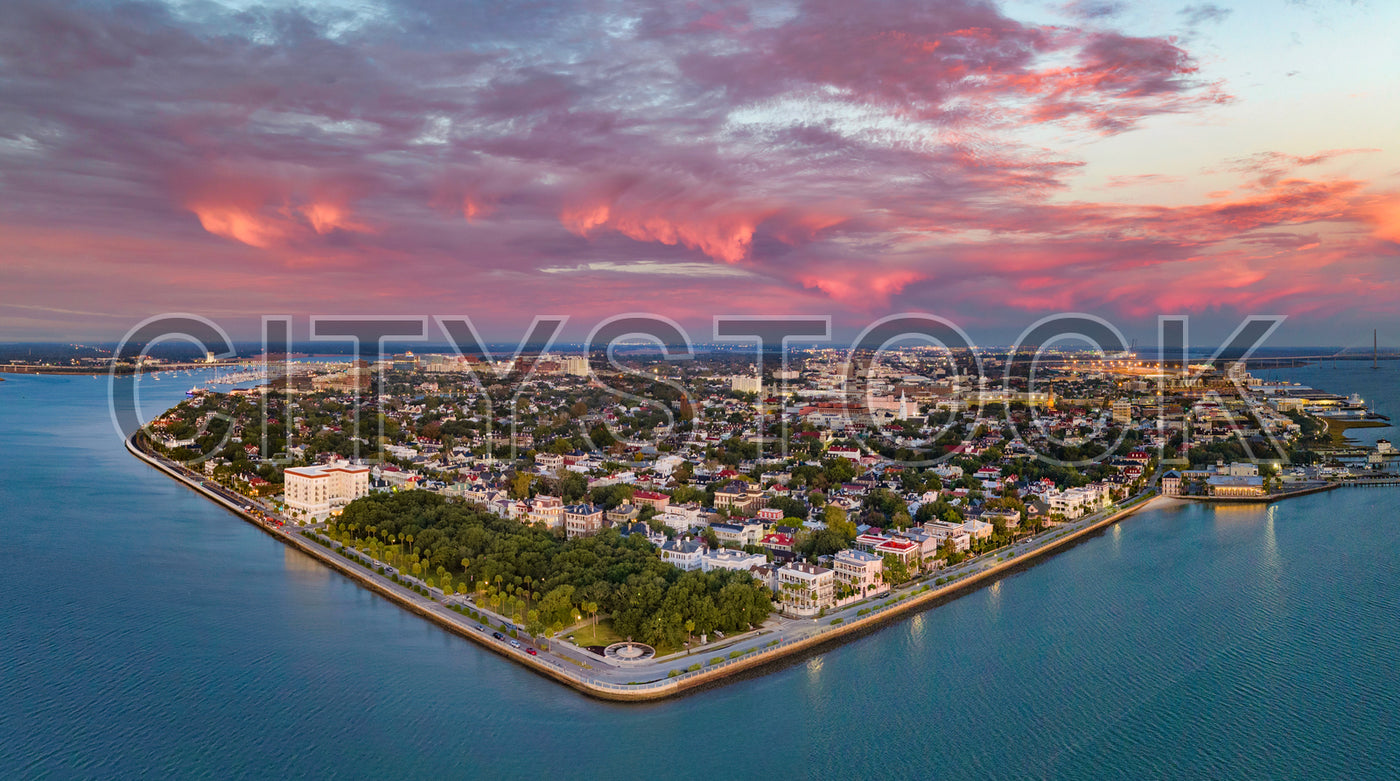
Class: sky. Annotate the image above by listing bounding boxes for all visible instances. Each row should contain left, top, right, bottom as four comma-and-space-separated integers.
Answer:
1, 0, 1398, 347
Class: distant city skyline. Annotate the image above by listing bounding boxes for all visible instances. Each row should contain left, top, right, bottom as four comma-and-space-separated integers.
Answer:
2, 0, 1397, 345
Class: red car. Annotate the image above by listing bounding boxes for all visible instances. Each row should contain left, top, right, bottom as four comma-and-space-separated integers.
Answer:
526, 648, 538, 656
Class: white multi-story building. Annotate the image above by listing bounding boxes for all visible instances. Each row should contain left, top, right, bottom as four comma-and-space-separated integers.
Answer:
731, 375, 762, 394
283, 462, 370, 520
658, 503, 706, 531
700, 549, 766, 573
661, 539, 705, 571
560, 356, 590, 377
1161, 471, 1182, 496
776, 562, 834, 617
922, 521, 971, 552
960, 519, 993, 540
833, 549, 883, 599
1042, 482, 1112, 519
528, 495, 564, 530
710, 519, 764, 547
1218, 461, 1259, 477
652, 454, 686, 477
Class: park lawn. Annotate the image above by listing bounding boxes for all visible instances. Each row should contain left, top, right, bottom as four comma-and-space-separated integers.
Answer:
569, 620, 625, 648
1327, 417, 1389, 446
568, 620, 682, 655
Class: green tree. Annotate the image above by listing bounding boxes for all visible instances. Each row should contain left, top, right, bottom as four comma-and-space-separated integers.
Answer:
559, 472, 588, 504
510, 472, 534, 500
823, 504, 856, 539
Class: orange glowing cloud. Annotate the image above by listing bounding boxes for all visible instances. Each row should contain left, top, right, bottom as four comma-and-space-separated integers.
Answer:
561, 203, 613, 235
186, 194, 371, 248
1360, 195, 1400, 243
463, 198, 486, 222
190, 205, 294, 249
300, 201, 369, 235
562, 201, 768, 264
798, 269, 925, 305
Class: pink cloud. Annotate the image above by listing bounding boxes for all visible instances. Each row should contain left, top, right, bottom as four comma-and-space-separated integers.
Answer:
0, 0, 1393, 342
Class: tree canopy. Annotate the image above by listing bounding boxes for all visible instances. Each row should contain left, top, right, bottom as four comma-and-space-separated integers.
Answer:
338, 491, 771, 647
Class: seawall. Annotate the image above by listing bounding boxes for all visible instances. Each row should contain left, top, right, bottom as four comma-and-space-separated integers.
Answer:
128, 435, 1164, 702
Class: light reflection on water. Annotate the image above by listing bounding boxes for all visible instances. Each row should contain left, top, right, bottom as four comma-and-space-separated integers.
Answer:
1210, 502, 1269, 524
284, 546, 331, 580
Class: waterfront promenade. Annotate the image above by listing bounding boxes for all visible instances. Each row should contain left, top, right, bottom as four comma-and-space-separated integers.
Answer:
129, 434, 1170, 700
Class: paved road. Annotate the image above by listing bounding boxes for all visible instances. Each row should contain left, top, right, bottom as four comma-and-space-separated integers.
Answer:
139, 436, 1162, 686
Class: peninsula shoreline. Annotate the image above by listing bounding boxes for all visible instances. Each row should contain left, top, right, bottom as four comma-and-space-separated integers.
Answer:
127, 432, 1178, 702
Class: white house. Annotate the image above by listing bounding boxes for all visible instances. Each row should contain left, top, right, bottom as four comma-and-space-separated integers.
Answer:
922, 521, 971, 552
528, 495, 564, 530
659, 503, 706, 532
700, 549, 766, 573
660, 539, 705, 571
710, 519, 764, 547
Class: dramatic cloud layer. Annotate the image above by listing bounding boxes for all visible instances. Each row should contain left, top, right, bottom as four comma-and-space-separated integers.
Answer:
0, 0, 1396, 341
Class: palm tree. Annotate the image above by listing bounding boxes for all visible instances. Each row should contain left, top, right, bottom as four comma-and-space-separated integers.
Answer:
685, 619, 695, 648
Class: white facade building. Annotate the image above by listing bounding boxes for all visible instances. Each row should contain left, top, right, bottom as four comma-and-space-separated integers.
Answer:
700, 549, 767, 573
776, 562, 834, 617
284, 462, 370, 520
560, 356, 590, 377
833, 549, 883, 599
528, 495, 565, 530
661, 539, 705, 571
731, 375, 762, 394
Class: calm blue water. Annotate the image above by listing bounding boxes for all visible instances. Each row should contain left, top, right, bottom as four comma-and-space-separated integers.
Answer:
2, 365, 1399, 779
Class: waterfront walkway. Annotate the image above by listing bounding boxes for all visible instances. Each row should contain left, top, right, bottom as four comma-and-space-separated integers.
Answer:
129, 434, 1166, 700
